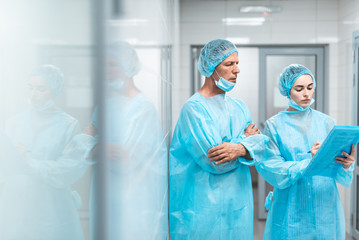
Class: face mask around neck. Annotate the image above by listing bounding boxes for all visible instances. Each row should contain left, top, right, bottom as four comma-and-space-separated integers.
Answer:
107, 79, 125, 92
288, 98, 315, 112
28, 99, 55, 112
212, 70, 235, 92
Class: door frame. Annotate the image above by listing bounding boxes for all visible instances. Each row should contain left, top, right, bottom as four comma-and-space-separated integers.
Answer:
257, 45, 328, 219
351, 29, 359, 239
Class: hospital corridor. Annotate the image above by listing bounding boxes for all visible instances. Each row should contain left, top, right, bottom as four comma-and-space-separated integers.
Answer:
1, 0, 359, 239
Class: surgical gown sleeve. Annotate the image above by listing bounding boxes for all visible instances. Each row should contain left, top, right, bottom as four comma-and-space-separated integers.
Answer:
177, 102, 240, 174
321, 117, 354, 187
324, 118, 354, 187
255, 121, 311, 189
237, 135, 269, 166
230, 99, 269, 167
335, 164, 354, 187
27, 121, 96, 188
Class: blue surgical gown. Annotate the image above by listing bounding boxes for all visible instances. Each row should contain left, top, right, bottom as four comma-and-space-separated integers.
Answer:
169, 93, 268, 240
255, 108, 353, 240
90, 93, 168, 240
0, 108, 94, 240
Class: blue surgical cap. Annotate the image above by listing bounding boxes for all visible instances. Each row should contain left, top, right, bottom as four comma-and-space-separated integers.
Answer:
30, 65, 64, 97
107, 41, 141, 78
197, 39, 238, 77
279, 64, 316, 98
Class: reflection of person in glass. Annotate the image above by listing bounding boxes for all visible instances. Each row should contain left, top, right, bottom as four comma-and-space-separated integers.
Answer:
0, 65, 90, 240
89, 41, 167, 239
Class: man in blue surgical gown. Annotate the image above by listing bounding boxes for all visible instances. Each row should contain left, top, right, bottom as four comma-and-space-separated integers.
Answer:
169, 39, 268, 239
89, 41, 168, 240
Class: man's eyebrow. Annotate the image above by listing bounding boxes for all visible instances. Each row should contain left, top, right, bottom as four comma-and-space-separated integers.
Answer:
223, 60, 238, 63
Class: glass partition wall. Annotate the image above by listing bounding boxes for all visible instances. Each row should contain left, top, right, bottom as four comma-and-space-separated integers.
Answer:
0, 0, 175, 239
0, 1, 96, 240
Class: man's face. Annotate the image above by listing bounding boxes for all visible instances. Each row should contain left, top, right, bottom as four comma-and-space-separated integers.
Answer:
28, 76, 52, 107
213, 52, 240, 82
106, 56, 126, 82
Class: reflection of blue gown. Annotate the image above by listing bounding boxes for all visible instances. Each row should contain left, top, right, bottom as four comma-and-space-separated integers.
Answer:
255, 109, 353, 240
91, 93, 168, 240
169, 93, 268, 240
0, 108, 93, 240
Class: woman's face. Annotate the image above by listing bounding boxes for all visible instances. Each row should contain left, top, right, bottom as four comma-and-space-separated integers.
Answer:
28, 76, 52, 107
289, 74, 314, 108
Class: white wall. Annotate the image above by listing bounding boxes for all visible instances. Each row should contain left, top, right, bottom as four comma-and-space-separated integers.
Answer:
175, 0, 342, 125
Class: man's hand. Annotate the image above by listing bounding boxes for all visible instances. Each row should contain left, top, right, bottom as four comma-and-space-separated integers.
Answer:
245, 123, 260, 137
106, 143, 128, 161
83, 123, 97, 136
335, 144, 356, 169
208, 142, 249, 165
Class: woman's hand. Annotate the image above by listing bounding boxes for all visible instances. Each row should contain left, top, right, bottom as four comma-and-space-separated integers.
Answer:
310, 141, 321, 157
208, 142, 248, 165
335, 144, 356, 169
245, 123, 260, 137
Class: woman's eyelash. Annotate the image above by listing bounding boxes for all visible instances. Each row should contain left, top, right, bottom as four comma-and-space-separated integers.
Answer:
295, 87, 312, 92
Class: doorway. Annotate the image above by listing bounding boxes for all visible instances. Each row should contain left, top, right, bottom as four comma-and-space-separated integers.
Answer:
257, 46, 328, 219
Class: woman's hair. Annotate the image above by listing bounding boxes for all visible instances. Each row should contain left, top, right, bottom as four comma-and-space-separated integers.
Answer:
30, 65, 64, 97
278, 64, 316, 98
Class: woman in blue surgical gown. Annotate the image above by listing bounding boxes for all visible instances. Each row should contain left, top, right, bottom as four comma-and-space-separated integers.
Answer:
0, 65, 93, 240
256, 64, 355, 240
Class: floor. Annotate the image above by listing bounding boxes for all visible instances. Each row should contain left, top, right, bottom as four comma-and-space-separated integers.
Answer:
253, 185, 266, 240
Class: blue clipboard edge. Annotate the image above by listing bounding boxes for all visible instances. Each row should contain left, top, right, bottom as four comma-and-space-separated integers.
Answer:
304, 125, 359, 176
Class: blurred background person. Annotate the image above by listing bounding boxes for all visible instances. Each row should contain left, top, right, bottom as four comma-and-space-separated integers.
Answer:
0, 65, 92, 240
89, 41, 168, 240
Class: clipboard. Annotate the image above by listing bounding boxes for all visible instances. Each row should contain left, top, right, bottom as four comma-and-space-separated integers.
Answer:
304, 125, 359, 177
